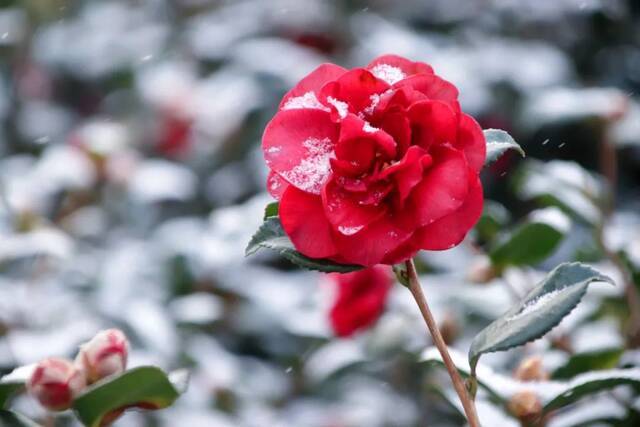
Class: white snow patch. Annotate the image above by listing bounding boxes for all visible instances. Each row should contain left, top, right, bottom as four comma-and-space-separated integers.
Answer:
282, 91, 328, 111
326, 96, 349, 118
370, 64, 406, 85
280, 137, 334, 194
510, 288, 567, 320
529, 207, 571, 233
338, 225, 364, 236
363, 122, 378, 133
268, 174, 282, 193
360, 89, 392, 117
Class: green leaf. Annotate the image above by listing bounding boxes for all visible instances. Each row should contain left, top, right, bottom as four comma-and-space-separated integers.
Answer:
543, 369, 640, 412
264, 202, 279, 219
0, 365, 34, 408
0, 383, 23, 410
0, 410, 41, 427
484, 129, 525, 166
72, 367, 186, 427
515, 160, 604, 225
551, 348, 624, 380
245, 217, 363, 273
422, 346, 640, 414
475, 201, 511, 243
489, 208, 569, 268
468, 262, 614, 372
421, 347, 503, 403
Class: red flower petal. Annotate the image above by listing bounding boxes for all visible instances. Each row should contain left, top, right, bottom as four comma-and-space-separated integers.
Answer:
380, 111, 411, 157
338, 114, 396, 159
319, 69, 390, 115
412, 172, 483, 250
379, 146, 431, 205
279, 63, 347, 109
376, 86, 429, 115
280, 186, 337, 258
380, 240, 420, 265
329, 265, 393, 337
262, 109, 339, 194
394, 74, 459, 107
322, 177, 387, 235
408, 145, 469, 227
407, 100, 458, 150
456, 113, 486, 173
367, 54, 434, 83
266, 171, 288, 200
333, 215, 412, 266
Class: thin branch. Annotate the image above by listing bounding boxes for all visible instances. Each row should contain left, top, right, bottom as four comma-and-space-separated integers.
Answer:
405, 259, 481, 427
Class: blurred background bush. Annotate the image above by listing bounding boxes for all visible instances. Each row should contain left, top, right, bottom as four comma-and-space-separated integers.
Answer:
0, 1, 639, 426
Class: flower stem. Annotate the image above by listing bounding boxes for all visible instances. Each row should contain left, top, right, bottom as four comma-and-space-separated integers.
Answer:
405, 259, 481, 427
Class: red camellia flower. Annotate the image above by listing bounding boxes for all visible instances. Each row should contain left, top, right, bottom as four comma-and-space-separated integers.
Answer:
263, 55, 485, 266
329, 265, 393, 337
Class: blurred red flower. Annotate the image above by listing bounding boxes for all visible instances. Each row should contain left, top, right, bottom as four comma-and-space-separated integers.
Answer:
329, 265, 393, 337
76, 328, 129, 384
27, 358, 86, 411
263, 55, 485, 266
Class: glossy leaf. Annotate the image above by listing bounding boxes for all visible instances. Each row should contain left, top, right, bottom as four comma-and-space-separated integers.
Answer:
0, 410, 41, 427
0, 364, 34, 408
475, 201, 511, 243
0, 383, 23, 409
263, 202, 279, 219
543, 369, 640, 412
245, 217, 363, 273
484, 129, 525, 166
552, 348, 624, 380
489, 208, 569, 268
422, 347, 640, 414
72, 367, 186, 427
469, 263, 614, 372
516, 160, 603, 225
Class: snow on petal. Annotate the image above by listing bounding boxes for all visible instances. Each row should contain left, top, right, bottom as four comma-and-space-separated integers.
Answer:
326, 96, 349, 119
282, 91, 329, 111
338, 225, 364, 236
363, 122, 378, 133
370, 64, 407, 85
280, 137, 335, 194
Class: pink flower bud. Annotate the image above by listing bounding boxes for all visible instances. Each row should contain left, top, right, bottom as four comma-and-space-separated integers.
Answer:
76, 329, 129, 384
27, 358, 86, 411
508, 390, 543, 422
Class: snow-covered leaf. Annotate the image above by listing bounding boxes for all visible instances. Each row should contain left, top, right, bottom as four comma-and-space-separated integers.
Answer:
469, 263, 614, 371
